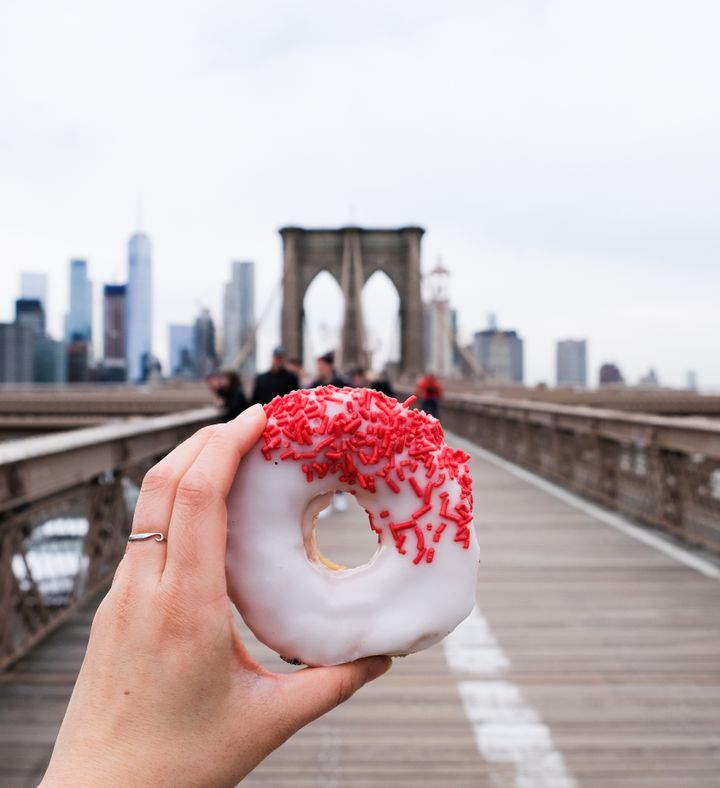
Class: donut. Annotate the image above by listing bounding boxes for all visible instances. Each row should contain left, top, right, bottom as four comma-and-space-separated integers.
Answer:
225, 385, 479, 666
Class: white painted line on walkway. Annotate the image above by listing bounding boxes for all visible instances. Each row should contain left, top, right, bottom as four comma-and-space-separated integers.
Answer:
448, 432, 720, 581
443, 608, 576, 787
458, 681, 576, 788
443, 605, 509, 675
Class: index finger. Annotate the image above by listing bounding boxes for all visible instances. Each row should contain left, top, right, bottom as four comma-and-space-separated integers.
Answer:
163, 404, 266, 589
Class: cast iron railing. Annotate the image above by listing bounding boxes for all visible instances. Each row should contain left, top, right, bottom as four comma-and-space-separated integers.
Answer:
434, 393, 720, 554
0, 407, 219, 671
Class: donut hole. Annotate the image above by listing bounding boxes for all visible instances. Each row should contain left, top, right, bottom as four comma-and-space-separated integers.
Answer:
307, 492, 380, 570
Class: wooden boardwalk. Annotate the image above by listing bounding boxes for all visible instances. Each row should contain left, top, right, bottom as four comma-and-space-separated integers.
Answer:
2, 434, 719, 787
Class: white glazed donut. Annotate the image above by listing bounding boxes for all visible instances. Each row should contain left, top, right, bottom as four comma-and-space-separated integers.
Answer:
225, 386, 479, 666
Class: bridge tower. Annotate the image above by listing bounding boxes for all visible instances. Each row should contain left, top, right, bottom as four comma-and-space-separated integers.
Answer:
280, 226, 425, 376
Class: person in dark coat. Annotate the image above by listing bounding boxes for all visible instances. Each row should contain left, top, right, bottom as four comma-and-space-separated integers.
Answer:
372, 371, 396, 399
349, 367, 368, 388
311, 351, 346, 388
217, 370, 248, 421
251, 346, 299, 405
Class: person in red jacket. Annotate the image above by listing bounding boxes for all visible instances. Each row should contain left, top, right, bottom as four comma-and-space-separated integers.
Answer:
416, 373, 443, 419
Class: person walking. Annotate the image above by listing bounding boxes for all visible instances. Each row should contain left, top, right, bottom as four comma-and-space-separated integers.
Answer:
349, 366, 369, 388
216, 370, 248, 421
416, 373, 443, 419
311, 351, 346, 388
251, 346, 299, 405
285, 356, 312, 388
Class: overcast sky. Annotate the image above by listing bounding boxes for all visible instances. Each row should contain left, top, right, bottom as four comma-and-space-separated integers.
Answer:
1, 0, 718, 388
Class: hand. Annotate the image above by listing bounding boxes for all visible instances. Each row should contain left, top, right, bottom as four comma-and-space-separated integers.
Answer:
41, 405, 391, 787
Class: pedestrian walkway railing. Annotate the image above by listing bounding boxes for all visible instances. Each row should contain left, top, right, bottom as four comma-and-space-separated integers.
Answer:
0, 407, 219, 671
436, 393, 720, 555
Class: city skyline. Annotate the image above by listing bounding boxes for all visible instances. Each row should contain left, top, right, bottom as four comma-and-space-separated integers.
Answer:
1, 2, 718, 387
0, 236, 703, 390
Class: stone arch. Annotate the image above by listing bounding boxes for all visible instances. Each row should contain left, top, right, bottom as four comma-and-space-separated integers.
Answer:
280, 226, 424, 376
302, 269, 346, 367
362, 269, 401, 370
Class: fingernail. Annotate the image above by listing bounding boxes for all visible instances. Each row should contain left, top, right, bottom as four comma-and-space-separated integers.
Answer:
233, 403, 265, 422
365, 655, 392, 682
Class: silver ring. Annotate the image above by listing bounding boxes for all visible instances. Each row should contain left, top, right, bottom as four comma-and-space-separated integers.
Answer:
128, 532, 167, 543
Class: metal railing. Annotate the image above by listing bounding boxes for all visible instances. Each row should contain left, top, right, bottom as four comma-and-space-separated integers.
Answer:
0, 407, 220, 671
436, 393, 720, 554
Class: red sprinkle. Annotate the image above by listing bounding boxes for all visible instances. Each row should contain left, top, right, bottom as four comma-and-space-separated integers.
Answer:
385, 478, 401, 494
260, 385, 473, 564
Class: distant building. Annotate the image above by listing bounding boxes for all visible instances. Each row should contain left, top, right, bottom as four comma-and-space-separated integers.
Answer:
20, 272, 48, 310
34, 336, 66, 383
66, 259, 92, 342
556, 339, 587, 386
638, 368, 660, 388
599, 362, 624, 386
103, 284, 127, 380
222, 261, 255, 377
140, 352, 162, 383
67, 339, 91, 383
451, 308, 461, 368
15, 298, 45, 337
473, 327, 524, 383
193, 309, 217, 378
423, 262, 456, 377
0, 323, 33, 383
169, 324, 195, 377
686, 370, 698, 391
126, 233, 153, 381
14, 297, 66, 383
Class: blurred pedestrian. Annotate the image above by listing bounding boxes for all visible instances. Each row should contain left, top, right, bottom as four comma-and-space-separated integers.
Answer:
372, 370, 396, 399
311, 351, 346, 388
286, 357, 312, 388
217, 370, 248, 421
251, 346, 299, 405
416, 373, 443, 418
349, 366, 369, 388
205, 372, 222, 404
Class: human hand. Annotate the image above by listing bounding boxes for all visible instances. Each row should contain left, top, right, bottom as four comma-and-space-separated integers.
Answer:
41, 405, 391, 787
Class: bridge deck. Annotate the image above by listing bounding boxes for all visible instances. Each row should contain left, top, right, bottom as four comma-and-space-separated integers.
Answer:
2, 435, 719, 787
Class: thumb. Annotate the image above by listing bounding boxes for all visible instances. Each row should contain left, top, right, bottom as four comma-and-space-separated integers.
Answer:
273, 656, 391, 732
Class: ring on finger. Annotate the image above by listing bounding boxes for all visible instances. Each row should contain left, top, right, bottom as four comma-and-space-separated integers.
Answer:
128, 532, 167, 543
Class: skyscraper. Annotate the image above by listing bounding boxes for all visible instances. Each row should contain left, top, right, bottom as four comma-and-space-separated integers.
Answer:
169, 324, 195, 377
15, 298, 45, 336
556, 339, 587, 386
194, 309, 217, 378
0, 323, 33, 383
473, 326, 524, 383
103, 284, 127, 379
34, 337, 66, 383
66, 259, 92, 342
222, 261, 255, 376
126, 233, 152, 381
20, 272, 48, 311
599, 362, 624, 386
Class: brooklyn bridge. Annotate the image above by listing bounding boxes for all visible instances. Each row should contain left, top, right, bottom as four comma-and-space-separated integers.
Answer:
0, 376, 718, 787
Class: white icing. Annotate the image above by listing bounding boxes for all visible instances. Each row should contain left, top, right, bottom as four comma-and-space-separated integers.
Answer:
225, 392, 480, 667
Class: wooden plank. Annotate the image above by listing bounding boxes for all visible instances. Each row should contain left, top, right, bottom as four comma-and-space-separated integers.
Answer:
0, 442, 718, 786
